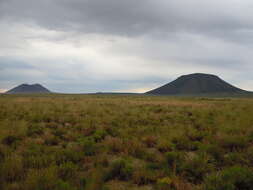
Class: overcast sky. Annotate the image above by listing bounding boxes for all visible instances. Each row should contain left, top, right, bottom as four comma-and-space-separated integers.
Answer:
0, 0, 253, 93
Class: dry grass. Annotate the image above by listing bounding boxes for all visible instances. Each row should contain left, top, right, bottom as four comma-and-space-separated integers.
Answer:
0, 94, 253, 190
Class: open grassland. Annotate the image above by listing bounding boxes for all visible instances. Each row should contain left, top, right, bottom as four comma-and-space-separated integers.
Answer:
0, 94, 253, 190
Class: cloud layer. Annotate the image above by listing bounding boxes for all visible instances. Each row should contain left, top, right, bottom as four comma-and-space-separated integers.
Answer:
0, 0, 253, 93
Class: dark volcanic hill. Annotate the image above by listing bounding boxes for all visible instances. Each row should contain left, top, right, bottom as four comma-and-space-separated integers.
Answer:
6, 84, 51, 94
146, 73, 250, 95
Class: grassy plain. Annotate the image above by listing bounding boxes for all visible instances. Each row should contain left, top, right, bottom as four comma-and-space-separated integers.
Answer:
0, 94, 253, 190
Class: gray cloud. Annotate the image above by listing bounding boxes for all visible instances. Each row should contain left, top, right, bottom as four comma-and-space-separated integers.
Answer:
0, 0, 253, 92
1, 0, 253, 37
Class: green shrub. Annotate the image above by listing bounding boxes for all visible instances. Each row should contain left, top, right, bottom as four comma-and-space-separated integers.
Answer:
105, 158, 133, 181
4, 183, 22, 190
1, 154, 24, 182
199, 143, 224, 163
205, 166, 253, 190
220, 136, 249, 151
104, 136, 124, 153
54, 180, 77, 190
156, 176, 193, 190
172, 136, 198, 151
104, 126, 119, 137
24, 144, 44, 156
0, 145, 5, 161
58, 162, 78, 181
24, 155, 54, 169
142, 150, 160, 162
55, 149, 84, 164
157, 140, 173, 153
81, 126, 96, 137
245, 147, 253, 166
143, 136, 157, 148
124, 139, 147, 159
165, 151, 185, 173
24, 167, 59, 190
92, 129, 107, 142
132, 167, 156, 185
146, 162, 164, 170
2, 135, 20, 146
78, 137, 97, 156
27, 124, 44, 137
223, 152, 250, 167
156, 177, 173, 190
181, 154, 213, 184
186, 130, 206, 142
45, 121, 58, 129
52, 129, 65, 139
44, 136, 60, 146
23, 144, 55, 169
84, 168, 108, 190
248, 131, 253, 142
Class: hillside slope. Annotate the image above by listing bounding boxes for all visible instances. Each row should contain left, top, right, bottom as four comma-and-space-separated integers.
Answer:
6, 84, 51, 94
146, 73, 250, 95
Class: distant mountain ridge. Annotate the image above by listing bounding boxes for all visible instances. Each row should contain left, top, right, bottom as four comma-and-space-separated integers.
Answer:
4, 74, 251, 95
146, 73, 250, 95
6, 84, 51, 94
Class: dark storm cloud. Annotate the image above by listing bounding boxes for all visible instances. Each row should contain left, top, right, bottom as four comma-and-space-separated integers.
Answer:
1, 0, 253, 39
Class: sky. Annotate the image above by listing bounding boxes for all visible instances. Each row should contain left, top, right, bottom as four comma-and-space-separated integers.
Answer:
0, 0, 253, 93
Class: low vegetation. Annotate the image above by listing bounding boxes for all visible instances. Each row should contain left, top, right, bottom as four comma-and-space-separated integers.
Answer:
0, 94, 253, 190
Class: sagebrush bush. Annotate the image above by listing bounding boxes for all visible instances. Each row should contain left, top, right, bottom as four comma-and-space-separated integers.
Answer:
2, 135, 20, 146
105, 158, 133, 181
78, 137, 97, 156
199, 143, 224, 163
1, 154, 24, 182
0, 145, 5, 161
132, 166, 157, 185
24, 154, 54, 169
58, 162, 78, 181
92, 129, 107, 142
27, 123, 44, 137
54, 180, 77, 190
104, 136, 125, 153
143, 136, 157, 148
156, 177, 193, 190
124, 139, 147, 159
55, 148, 84, 164
204, 166, 253, 190
44, 136, 60, 146
157, 140, 173, 153
223, 152, 250, 167
220, 136, 249, 151
165, 151, 185, 174
156, 177, 172, 190
181, 154, 213, 184
52, 129, 65, 139
24, 167, 58, 190
172, 136, 198, 151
